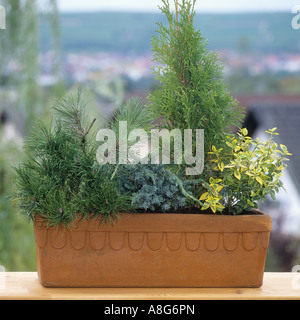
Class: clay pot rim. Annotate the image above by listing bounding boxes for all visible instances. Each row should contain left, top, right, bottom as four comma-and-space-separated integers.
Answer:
34, 210, 272, 233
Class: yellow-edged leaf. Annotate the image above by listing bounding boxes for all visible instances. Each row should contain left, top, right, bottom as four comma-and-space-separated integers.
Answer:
216, 185, 223, 192
280, 144, 287, 151
200, 192, 209, 201
218, 162, 224, 172
216, 204, 225, 211
234, 170, 241, 180
240, 128, 248, 136
255, 176, 263, 185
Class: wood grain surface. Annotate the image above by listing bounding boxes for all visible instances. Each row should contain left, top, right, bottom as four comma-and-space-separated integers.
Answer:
0, 273, 300, 300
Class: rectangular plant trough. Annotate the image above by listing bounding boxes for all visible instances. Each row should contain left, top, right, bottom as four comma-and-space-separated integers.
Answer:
34, 213, 272, 288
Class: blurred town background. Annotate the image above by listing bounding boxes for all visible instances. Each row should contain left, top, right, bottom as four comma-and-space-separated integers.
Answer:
0, 0, 300, 272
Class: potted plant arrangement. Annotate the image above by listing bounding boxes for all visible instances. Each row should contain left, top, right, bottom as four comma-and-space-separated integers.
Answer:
13, 0, 291, 288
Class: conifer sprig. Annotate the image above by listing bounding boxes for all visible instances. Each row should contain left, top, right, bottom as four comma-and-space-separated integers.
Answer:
149, 0, 245, 156
52, 88, 96, 146
13, 90, 132, 227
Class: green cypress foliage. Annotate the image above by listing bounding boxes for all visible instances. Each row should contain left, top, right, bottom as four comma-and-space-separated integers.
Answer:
148, 0, 245, 158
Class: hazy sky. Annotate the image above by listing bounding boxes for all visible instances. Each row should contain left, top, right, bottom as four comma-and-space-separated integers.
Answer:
58, 0, 297, 13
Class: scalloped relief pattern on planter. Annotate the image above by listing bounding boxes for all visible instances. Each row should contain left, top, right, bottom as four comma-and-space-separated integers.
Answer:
34, 229, 270, 252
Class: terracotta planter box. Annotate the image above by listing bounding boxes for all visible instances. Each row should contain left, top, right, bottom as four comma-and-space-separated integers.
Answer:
34, 213, 272, 288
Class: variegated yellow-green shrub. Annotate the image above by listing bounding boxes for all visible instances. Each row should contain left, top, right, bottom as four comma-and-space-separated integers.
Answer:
200, 128, 291, 214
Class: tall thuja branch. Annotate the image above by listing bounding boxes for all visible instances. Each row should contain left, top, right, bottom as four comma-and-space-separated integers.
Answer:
148, 0, 245, 163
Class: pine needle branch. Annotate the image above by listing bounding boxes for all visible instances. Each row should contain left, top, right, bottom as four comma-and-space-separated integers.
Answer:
81, 118, 96, 145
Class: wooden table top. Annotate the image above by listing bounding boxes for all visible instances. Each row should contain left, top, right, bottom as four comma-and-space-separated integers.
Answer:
0, 272, 300, 300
